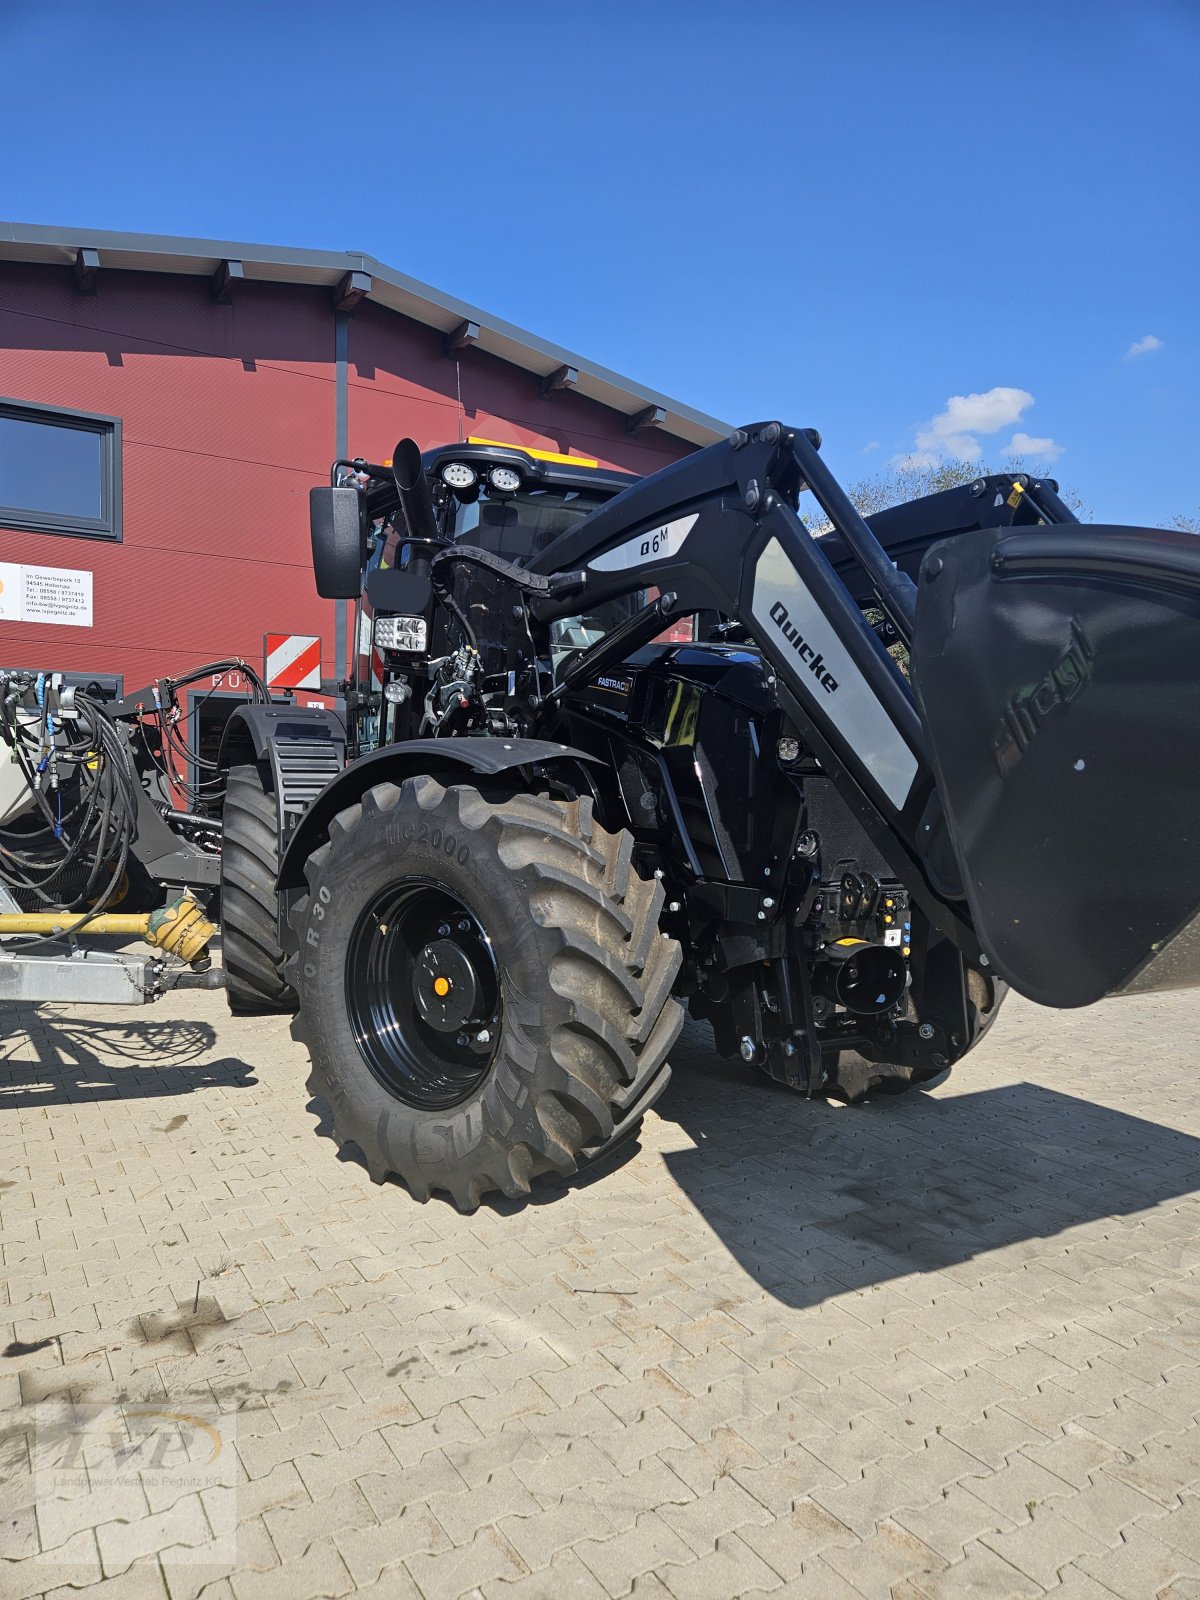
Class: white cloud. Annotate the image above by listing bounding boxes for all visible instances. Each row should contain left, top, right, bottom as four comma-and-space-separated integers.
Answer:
915, 387, 1034, 453
893, 386, 1041, 469
1005, 431, 1063, 462
1126, 334, 1163, 358
861, 440, 880, 454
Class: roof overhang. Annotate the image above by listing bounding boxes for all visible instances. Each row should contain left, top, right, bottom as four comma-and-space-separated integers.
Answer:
0, 221, 730, 450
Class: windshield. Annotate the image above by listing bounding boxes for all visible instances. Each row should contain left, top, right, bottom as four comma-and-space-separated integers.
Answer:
452, 487, 610, 562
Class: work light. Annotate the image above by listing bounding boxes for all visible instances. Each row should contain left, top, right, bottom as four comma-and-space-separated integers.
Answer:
487, 466, 522, 493
374, 615, 428, 652
441, 462, 477, 490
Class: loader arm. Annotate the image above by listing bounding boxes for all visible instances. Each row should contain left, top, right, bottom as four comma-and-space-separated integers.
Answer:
528, 424, 974, 953
526, 423, 1200, 1009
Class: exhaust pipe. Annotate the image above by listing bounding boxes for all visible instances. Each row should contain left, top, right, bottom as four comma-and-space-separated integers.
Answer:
814, 938, 906, 1015
391, 438, 439, 542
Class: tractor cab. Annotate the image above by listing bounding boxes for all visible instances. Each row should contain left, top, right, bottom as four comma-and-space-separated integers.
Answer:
312, 438, 672, 753
427, 438, 632, 559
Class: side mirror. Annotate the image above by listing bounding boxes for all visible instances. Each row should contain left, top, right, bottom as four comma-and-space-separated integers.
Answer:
309, 486, 366, 598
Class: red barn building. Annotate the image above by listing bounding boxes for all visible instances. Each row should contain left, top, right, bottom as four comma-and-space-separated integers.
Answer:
0, 223, 724, 752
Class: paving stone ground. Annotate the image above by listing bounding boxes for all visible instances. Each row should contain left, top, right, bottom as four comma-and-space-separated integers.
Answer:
2, 968, 1200, 1599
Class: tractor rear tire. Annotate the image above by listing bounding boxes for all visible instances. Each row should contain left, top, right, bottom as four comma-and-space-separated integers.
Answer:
288, 777, 683, 1212
220, 763, 295, 1015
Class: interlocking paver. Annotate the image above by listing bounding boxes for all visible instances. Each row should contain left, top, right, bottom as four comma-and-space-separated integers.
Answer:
483, 1545, 609, 1599
576, 1510, 695, 1595
1075, 1523, 1200, 1598
822, 1518, 947, 1598
405, 1523, 529, 1595
5, 982, 1200, 1598
497, 1496, 617, 1572
907, 1540, 1043, 1598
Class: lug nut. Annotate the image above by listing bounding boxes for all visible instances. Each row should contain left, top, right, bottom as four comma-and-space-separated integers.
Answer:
475, 1029, 491, 1045
762, 897, 775, 909
438, 924, 451, 937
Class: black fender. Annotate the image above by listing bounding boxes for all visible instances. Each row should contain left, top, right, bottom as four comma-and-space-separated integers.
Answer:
276, 736, 601, 893
218, 705, 348, 845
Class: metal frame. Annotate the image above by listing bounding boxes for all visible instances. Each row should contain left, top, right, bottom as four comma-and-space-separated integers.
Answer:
0, 395, 122, 540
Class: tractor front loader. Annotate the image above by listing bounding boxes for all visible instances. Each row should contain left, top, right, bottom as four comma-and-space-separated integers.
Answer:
209, 426, 1198, 1211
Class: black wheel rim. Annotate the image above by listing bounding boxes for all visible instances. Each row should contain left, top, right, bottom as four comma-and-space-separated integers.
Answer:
345, 878, 501, 1110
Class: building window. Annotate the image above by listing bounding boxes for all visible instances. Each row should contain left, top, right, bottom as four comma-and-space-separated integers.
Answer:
0, 398, 121, 540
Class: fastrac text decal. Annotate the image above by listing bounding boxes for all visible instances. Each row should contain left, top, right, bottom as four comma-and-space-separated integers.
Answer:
750, 538, 918, 809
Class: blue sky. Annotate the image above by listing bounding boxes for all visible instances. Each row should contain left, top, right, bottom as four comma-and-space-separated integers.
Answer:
2, 0, 1196, 525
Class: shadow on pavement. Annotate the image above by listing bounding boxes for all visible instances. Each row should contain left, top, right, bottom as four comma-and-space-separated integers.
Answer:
0, 1005, 255, 1108
641, 1017, 1200, 1308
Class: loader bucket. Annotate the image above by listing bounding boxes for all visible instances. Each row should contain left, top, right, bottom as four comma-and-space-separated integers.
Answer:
910, 523, 1200, 1008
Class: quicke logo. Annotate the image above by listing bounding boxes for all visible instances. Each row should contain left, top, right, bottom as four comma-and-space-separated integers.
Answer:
769, 601, 839, 694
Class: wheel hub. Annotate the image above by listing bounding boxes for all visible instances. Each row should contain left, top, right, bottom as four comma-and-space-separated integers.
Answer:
344, 879, 501, 1110
414, 939, 481, 1032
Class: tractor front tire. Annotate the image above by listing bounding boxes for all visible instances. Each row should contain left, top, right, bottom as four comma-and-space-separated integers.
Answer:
220, 763, 295, 1015
289, 777, 683, 1212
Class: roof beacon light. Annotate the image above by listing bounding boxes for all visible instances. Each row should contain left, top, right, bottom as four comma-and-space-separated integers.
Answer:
487, 466, 522, 494
441, 461, 478, 491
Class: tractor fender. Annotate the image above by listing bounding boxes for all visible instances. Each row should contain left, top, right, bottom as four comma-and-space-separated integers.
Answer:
276, 736, 601, 893
218, 705, 348, 848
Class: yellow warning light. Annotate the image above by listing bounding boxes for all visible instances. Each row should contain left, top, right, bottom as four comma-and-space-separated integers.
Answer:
433, 976, 450, 997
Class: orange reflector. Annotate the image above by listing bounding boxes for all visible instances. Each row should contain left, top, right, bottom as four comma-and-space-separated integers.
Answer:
433, 976, 450, 997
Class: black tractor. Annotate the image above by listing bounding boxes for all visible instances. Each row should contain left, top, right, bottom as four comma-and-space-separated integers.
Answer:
216, 427, 1200, 1211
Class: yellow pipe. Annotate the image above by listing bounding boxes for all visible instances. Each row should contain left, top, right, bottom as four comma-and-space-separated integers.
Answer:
0, 911, 154, 936
0, 893, 216, 968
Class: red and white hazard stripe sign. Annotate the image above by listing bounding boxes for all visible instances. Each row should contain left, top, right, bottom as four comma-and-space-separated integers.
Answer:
264, 633, 322, 691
